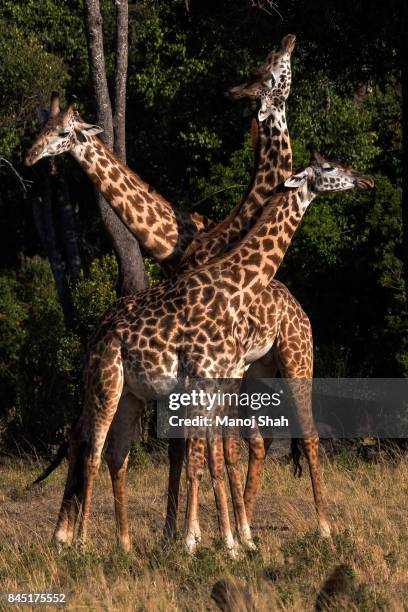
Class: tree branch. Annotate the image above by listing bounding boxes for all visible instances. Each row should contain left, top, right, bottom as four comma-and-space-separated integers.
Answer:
0, 157, 32, 193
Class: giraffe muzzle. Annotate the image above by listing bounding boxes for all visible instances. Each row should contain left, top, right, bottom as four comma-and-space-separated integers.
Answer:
356, 176, 375, 190
24, 146, 44, 167
280, 34, 296, 54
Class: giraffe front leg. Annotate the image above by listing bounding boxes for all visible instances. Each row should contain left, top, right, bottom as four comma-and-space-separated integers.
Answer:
184, 435, 204, 554
224, 436, 256, 552
207, 435, 239, 559
243, 348, 279, 525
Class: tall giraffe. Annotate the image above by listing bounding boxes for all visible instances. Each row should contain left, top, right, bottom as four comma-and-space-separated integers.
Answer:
36, 151, 373, 556
26, 36, 304, 548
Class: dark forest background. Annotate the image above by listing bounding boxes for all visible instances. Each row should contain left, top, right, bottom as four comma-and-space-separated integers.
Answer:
0, 0, 406, 452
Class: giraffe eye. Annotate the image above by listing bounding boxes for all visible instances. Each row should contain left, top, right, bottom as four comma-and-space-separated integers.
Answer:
59, 131, 70, 137
322, 165, 334, 171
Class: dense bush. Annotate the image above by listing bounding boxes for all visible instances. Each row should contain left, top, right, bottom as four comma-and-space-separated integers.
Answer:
0, 1, 405, 451
0, 255, 161, 451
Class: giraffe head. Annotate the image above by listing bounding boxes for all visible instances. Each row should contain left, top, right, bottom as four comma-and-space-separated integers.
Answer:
284, 150, 375, 194
24, 92, 103, 166
227, 34, 296, 121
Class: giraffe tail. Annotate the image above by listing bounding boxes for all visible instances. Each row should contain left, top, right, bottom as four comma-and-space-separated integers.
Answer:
30, 414, 80, 486
30, 439, 69, 486
290, 437, 303, 478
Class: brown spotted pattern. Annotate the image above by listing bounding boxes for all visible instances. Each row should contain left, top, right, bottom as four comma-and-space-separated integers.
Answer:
25, 106, 212, 267
49, 156, 373, 554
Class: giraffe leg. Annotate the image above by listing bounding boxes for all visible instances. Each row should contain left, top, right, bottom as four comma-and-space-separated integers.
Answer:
207, 435, 239, 558
223, 436, 256, 551
276, 305, 330, 538
53, 418, 86, 547
243, 350, 278, 524
184, 435, 205, 555
105, 391, 143, 552
76, 415, 119, 547
244, 434, 272, 525
74, 346, 124, 547
163, 437, 186, 542
301, 435, 331, 538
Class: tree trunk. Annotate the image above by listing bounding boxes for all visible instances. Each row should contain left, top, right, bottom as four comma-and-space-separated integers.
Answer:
54, 172, 82, 285
84, 0, 147, 296
401, 28, 408, 304
31, 162, 74, 327
113, 0, 128, 164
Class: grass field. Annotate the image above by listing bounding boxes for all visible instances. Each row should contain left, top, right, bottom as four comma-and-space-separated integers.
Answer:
0, 448, 407, 611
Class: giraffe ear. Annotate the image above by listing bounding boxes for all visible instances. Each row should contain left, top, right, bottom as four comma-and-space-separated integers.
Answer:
76, 121, 104, 136
258, 99, 271, 122
284, 169, 309, 188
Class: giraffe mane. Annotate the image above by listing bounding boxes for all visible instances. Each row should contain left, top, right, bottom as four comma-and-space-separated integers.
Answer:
180, 191, 286, 278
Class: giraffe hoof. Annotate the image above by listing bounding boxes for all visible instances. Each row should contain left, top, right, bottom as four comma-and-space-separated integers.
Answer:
118, 536, 131, 553
52, 529, 71, 549
223, 534, 241, 559
226, 542, 241, 560
242, 538, 257, 552
319, 520, 331, 539
185, 532, 201, 555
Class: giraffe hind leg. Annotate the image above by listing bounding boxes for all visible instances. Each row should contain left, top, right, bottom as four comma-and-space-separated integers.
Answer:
53, 419, 86, 547
184, 435, 205, 554
243, 350, 278, 525
105, 390, 143, 552
163, 437, 186, 542
276, 305, 331, 538
68, 340, 124, 547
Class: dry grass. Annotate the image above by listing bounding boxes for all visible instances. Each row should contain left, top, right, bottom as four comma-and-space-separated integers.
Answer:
0, 449, 407, 611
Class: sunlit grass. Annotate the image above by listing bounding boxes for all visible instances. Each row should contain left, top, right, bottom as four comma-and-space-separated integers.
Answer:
0, 450, 407, 610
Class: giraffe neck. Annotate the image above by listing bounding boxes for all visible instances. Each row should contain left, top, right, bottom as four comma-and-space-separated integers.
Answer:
70, 136, 211, 266
250, 102, 291, 202
179, 102, 292, 270
193, 182, 314, 312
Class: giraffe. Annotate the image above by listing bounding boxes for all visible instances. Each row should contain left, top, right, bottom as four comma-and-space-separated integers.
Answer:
26, 35, 306, 548
25, 127, 374, 554
25, 97, 212, 271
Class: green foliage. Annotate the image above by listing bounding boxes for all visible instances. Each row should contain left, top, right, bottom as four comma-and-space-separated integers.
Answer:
0, 0, 405, 448
128, 442, 152, 470
0, 258, 66, 447
72, 254, 118, 338
0, 19, 67, 157
289, 76, 380, 168
194, 133, 253, 221
0, 0, 87, 78
144, 258, 162, 285
0, 255, 121, 451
